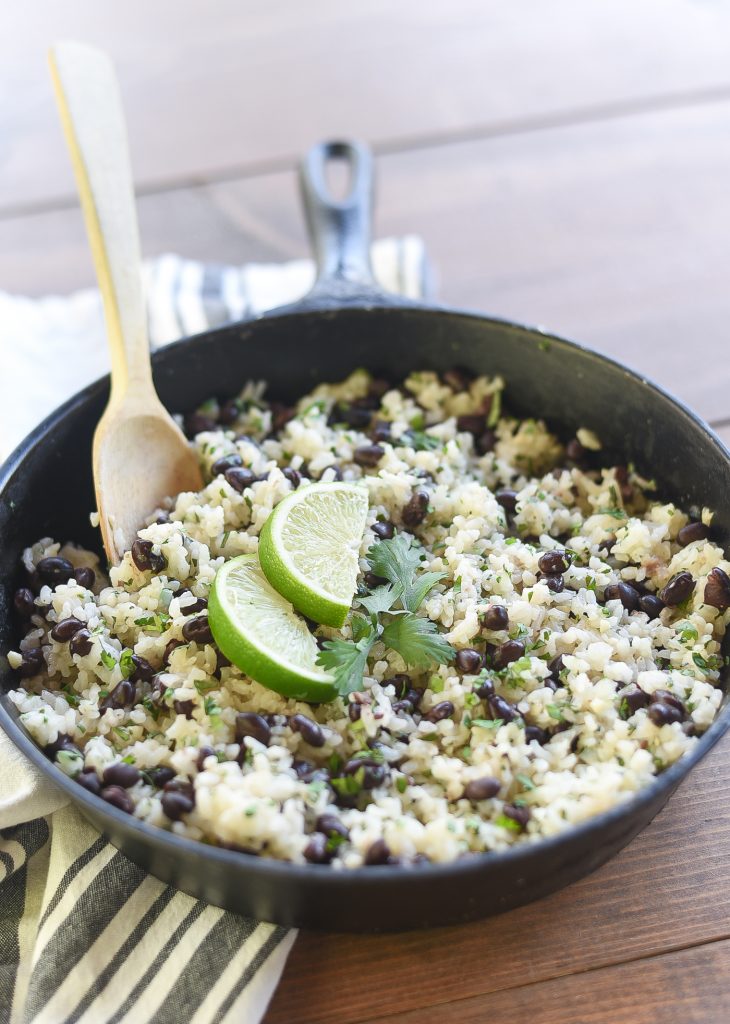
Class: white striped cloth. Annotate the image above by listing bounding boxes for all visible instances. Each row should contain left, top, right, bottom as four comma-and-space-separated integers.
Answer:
0, 238, 427, 1024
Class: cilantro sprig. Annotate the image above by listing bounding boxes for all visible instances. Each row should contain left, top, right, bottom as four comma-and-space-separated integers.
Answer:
316, 534, 453, 696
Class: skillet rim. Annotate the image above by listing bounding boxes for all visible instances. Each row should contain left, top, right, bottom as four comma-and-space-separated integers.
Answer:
1, 299, 729, 890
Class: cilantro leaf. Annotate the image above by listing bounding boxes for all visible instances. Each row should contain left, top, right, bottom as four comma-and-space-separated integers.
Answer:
317, 629, 377, 696
358, 584, 402, 617
380, 613, 453, 669
404, 571, 447, 613
366, 534, 445, 612
398, 430, 441, 452
367, 534, 422, 592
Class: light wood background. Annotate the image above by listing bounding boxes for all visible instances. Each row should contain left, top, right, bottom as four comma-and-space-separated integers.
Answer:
2, 3, 729, 1021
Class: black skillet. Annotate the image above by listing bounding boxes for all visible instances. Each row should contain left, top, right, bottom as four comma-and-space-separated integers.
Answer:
1, 141, 728, 931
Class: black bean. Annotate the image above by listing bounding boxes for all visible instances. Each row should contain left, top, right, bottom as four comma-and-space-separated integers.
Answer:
345, 760, 387, 789
182, 615, 213, 644
163, 639, 184, 666
131, 539, 166, 573
488, 694, 519, 722
476, 430, 497, 455
74, 566, 96, 589
704, 567, 730, 611
184, 412, 217, 437
50, 617, 85, 642
678, 521, 709, 546
319, 463, 343, 481
101, 785, 134, 814
402, 489, 429, 528
348, 702, 362, 722
495, 489, 518, 512
224, 467, 256, 493
364, 839, 391, 865
100, 679, 135, 712
406, 687, 424, 708
196, 746, 217, 770
547, 654, 564, 683
639, 594, 664, 620
147, 766, 176, 788
604, 582, 640, 611
647, 702, 683, 726
353, 444, 385, 468
36, 556, 74, 586
161, 789, 194, 820
329, 403, 367, 429
424, 701, 454, 723
45, 733, 79, 758
129, 654, 154, 682
464, 776, 501, 801
14, 588, 35, 617
371, 420, 392, 443
292, 759, 315, 780
542, 575, 564, 593
372, 520, 395, 540
165, 778, 195, 798
652, 689, 686, 716
456, 648, 483, 674
291, 714, 326, 748
173, 699, 195, 720
387, 675, 409, 700
179, 591, 208, 615
493, 639, 525, 670
503, 803, 530, 829
316, 814, 349, 841
18, 649, 44, 677
659, 571, 695, 606
392, 700, 414, 714
219, 399, 241, 425
619, 685, 650, 714
538, 550, 568, 575
566, 439, 586, 462
76, 770, 102, 796
236, 712, 272, 747
103, 762, 141, 788
211, 453, 243, 477
476, 678, 495, 699
456, 414, 486, 435
482, 604, 509, 631
283, 467, 301, 487
364, 571, 388, 590
525, 725, 549, 744
304, 833, 332, 864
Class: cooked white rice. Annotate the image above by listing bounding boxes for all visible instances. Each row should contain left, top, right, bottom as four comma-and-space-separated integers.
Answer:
8, 369, 728, 867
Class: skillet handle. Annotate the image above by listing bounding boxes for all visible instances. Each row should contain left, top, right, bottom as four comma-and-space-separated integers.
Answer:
299, 140, 382, 300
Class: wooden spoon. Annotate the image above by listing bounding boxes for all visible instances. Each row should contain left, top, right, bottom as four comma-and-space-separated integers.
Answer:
49, 41, 202, 564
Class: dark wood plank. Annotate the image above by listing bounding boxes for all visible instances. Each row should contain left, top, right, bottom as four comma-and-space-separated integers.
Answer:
265, 732, 730, 1024
3, 100, 730, 422
361, 939, 730, 1024
4, 0, 730, 210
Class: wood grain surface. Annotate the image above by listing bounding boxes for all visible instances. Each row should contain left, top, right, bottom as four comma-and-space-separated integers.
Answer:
2, 3, 729, 1022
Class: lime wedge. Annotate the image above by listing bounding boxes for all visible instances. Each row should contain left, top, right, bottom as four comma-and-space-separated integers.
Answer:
209, 554, 337, 702
258, 482, 369, 628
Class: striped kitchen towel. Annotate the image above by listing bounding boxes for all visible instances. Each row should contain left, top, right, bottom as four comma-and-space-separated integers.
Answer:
0, 237, 427, 1024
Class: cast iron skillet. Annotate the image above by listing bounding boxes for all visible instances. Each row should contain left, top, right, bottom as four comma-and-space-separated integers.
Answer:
1, 141, 728, 932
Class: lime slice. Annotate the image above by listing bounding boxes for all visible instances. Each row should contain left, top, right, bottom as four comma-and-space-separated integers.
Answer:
258, 482, 369, 628
209, 554, 337, 702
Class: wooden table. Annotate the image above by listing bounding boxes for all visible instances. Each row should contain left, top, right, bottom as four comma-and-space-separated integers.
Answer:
2, 3, 729, 1021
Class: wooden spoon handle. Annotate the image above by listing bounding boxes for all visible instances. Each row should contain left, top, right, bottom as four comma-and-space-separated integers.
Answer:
49, 41, 152, 405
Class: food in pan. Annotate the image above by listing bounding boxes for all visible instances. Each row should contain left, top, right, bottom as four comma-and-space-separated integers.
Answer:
7, 369, 728, 867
